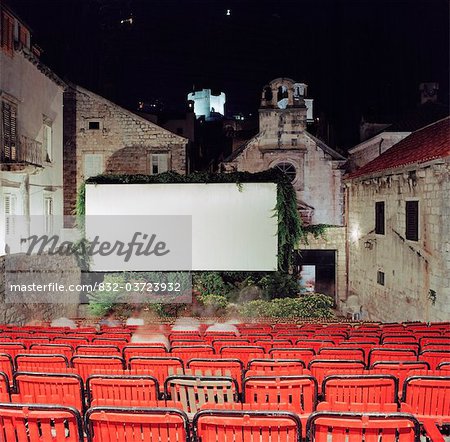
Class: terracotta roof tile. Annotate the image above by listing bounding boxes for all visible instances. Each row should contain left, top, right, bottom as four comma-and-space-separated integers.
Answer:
347, 117, 450, 179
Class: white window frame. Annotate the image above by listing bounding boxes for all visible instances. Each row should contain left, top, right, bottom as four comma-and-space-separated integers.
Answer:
43, 195, 53, 234
149, 153, 169, 175
43, 119, 53, 162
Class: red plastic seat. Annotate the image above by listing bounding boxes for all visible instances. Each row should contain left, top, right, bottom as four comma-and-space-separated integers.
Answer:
318, 347, 365, 361
0, 343, 26, 360
219, 346, 265, 366
86, 407, 190, 442
87, 374, 159, 407
247, 358, 306, 373
419, 350, 450, 370
306, 411, 421, 441
186, 358, 244, 391
15, 354, 69, 372
194, 409, 302, 442
75, 345, 121, 357
401, 375, 450, 442
29, 343, 74, 359
71, 355, 124, 382
368, 348, 417, 365
0, 403, 83, 441
171, 345, 215, 361
269, 347, 316, 366
128, 356, 184, 391
211, 339, 250, 352
243, 374, 317, 437
123, 344, 168, 362
308, 359, 366, 393
0, 355, 13, 386
319, 374, 398, 412
253, 339, 292, 352
0, 373, 10, 402
13, 372, 84, 413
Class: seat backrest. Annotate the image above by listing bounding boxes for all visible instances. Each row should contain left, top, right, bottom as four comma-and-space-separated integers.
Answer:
219, 346, 265, 365
186, 358, 244, 391
15, 354, 69, 372
253, 339, 292, 352
402, 375, 450, 420
128, 357, 184, 388
165, 375, 238, 414
0, 355, 13, 385
318, 347, 365, 361
76, 345, 121, 357
0, 372, 10, 402
270, 348, 316, 365
194, 409, 302, 442
0, 343, 26, 360
243, 375, 317, 414
14, 372, 84, 412
247, 358, 306, 373
86, 374, 159, 407
211, 339, 250, 352
437, 361, 450, 372
171, 345, 215, 361
54, 338, 89, 348
123, 345, 168, 362
71, 356, 124, 382
369, 348, 417, 365
29, 344, 74, 359
322, 375, 398, 409
419, 350, 450, 370
308, 360, 366, 392
306, 411, 421, 441
0, 403, 83, 442
86, 407, 190, 442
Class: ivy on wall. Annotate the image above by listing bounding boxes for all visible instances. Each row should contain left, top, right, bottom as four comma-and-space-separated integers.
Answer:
76, 169, 303, 270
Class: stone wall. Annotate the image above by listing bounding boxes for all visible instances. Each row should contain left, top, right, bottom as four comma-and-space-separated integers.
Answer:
346, 160, 450, 322
63, 85, 188, 216
0, 254, 80, 325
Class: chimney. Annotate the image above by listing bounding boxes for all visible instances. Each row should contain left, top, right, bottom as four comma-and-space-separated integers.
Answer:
419, 82, 439, 104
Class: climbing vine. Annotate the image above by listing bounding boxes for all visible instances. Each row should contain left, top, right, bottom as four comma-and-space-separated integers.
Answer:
76, 169, 303, 270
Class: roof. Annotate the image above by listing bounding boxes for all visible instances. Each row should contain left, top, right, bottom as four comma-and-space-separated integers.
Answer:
347, 117, 450, 180
385, 102, 449, 132
71, 85, 188, 143
223, 131, 345, 163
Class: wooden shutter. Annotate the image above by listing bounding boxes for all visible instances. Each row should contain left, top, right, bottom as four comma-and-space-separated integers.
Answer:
1, 12, 14, 55
375, 201, 385, 235
2, 101, 17, 161
405, 201, 419, 241
4, 194, 16, 235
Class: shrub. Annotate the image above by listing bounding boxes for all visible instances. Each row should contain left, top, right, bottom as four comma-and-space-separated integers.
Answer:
237, 293, 334, 319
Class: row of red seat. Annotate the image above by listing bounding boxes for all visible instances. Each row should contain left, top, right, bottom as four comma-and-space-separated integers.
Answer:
0, 403, 432, 442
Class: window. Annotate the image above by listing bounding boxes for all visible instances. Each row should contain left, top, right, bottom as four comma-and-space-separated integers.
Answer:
377, 271, 385, 286
1, 101, 17, 161
405, 201, 419, 241
291, 138, 298, 147
149, 153, 169, 175
44, 196, 53, 234
275, 162, 297, 182
43, 120, 52, 162
4, 194, 16, 235
375, 201, 385, 235
1, 11, 14, 56
83, 154, 104, 178
88, 121, 100, 130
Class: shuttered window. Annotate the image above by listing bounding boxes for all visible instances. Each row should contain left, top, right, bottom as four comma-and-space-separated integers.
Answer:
2, 101, 17, 161
83, 154, 104, 178
44, 196, 53, 234
405, 201, 419, 241
43, 122, 52, 162
375, 201, 385, 235
1, 11, 14, 56
4, 194, 16, 235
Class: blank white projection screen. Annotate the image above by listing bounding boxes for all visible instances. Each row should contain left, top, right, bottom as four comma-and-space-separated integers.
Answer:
85, 183, 278, 271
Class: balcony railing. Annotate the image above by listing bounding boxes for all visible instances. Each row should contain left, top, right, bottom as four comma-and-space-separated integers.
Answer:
1, 135, 43, 171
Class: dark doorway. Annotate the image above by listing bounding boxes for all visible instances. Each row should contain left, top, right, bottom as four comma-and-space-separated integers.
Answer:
295, 250, 336, 304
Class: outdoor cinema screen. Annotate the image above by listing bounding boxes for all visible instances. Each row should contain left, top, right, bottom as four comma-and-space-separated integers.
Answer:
84, 182, 278, 271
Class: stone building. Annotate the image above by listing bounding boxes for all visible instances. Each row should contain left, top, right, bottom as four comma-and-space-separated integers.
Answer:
0, 2, 78, 323
63, 85, 188, 217
349, 83, 448, 172
222, 78, 347, 301
345, 117, 450, 322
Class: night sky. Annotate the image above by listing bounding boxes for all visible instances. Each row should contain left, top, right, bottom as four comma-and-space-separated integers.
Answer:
11, 0, 449, 149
